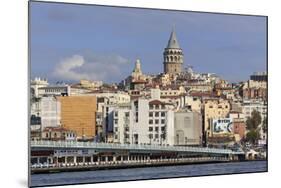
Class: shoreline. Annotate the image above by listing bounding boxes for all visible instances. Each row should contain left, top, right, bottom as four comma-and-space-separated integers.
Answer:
31, 159, 266, 174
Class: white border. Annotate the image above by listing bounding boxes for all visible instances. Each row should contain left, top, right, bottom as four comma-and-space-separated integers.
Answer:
1, 0, 280, 188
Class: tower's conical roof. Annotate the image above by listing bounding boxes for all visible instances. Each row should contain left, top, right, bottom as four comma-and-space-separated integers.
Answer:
166, 28, 180, 49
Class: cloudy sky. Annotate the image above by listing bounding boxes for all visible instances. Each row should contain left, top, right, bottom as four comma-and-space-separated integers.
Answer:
30, 1, 267, 84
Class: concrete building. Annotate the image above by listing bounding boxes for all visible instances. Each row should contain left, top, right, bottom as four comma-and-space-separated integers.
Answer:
203, 98, 230, 132
41, 127, 77, 141
58, 96, 97, 139
40, 97, 61, 129
30, 77, 49, 98
241, 72, 267, 100
174, 110, 202, 146
232, 119, 246, 141
38, 85, 70, 97
113, 104, 131, 144
181, 96, 202, 113
112, 96, 175, 146
163, 28, 184, 74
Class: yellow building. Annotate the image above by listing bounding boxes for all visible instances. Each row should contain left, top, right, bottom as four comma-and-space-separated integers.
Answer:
203, 98, 230, 132
58, 96, 97, 139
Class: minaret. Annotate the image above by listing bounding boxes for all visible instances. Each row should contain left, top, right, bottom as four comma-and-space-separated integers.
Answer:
163, 27, 184, 74
131, 59, 143, 80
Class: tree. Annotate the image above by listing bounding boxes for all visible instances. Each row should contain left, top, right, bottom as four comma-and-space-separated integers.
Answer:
246, 110, 262, 144
246, 110, 262, 130
262, 116, 268, 133
246, 130, 260, 144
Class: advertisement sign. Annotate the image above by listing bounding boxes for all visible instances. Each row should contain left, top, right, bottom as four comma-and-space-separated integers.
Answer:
212, 118, 233, 134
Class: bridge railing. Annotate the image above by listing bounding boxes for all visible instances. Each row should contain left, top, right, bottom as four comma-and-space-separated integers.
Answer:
30, 140, 244, 155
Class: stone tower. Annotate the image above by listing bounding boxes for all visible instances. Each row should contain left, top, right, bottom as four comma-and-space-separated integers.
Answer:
163, 28, 184, 74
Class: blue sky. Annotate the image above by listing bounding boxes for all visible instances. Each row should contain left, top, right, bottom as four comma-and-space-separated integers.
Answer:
30, 1, 267, 84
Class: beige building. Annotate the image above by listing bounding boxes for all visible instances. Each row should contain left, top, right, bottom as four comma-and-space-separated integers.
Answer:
203, 98, 230, 132
58, 96, 97, 139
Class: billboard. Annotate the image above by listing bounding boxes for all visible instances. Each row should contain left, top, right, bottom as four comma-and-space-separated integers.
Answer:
212, 118, 233, 134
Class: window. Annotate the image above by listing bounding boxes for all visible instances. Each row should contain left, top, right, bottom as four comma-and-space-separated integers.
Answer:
149, 134, 153, 139
149, 112, 153, 117
161, 119, 165, 124
155, 127, 159, 131
155, 134, 159, 139
125, 112, 129, 117
149, 127, 153, 132
161, 126, 165, 131
161, 104, 165, 109
114, 119, 118, 124
155, 119, 159, 124
161, 112, 165, 117
149, 105, 153, 109
125, 127, 129, 132
114, 127, 118, 132
155, 112, 159, 117
45, 133, 48, 138
155, 105, 159, 109
149, 120, 153, 124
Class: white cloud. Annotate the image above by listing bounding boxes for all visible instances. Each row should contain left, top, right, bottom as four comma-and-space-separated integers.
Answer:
52, 54, 130, 82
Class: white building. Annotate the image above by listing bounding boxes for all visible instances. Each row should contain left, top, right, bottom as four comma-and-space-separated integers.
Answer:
38, 85, 70, 97
30, 77, 49, 98
113, 98, 175, 145
174, 110, 202, 146
41, 97, 61, 130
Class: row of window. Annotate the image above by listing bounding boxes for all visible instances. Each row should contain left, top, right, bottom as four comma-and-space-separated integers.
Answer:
148, 133, 166, 139
160, 91, 178, 95
209, 105, 228, 108
149, 119, 166, 124
149, 104, 165, 110
149, 126, 165, 132
43, 89, 66, 93
114, 127, 130, 132
149, 111, 166, 117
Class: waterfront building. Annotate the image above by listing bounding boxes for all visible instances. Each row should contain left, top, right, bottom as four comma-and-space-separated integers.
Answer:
113, 103, 131, 144
41, 127, 77, 141
40, 97, 61, 129
163, 28, 184, 74
174, 109, 202, 146
112, 94, 175, 145
58, 96, 97, 139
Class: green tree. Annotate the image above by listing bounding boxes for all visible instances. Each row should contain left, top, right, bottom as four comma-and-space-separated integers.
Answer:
246, 110, 262, 130
246, 110, 262, 144
246, 130, 260, 144
262, 116, 268, 133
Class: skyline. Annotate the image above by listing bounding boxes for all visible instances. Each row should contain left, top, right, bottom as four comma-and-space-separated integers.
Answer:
30, 2, 267, 84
